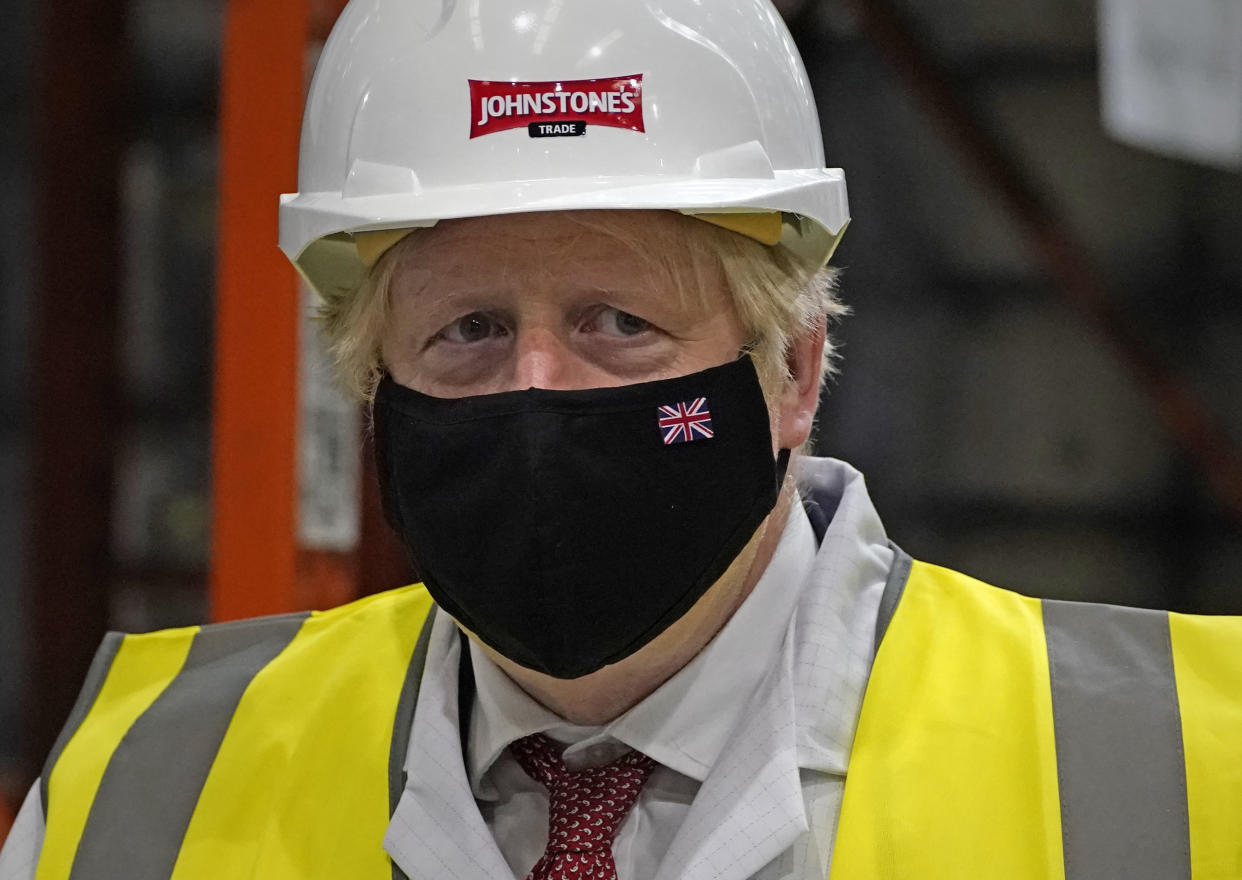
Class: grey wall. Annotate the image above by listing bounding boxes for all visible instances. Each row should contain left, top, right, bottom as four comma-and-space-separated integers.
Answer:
804, 0, 1242, 612
0, 0, 35, 770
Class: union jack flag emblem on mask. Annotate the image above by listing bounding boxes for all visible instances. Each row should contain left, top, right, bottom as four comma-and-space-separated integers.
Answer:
658, 398, 714, 445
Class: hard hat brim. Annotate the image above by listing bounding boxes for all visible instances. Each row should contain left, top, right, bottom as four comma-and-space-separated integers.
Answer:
280, 169, 848, 300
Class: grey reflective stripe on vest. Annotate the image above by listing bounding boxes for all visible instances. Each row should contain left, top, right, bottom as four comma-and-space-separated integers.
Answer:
387, 606, 438, 880
1042, 600, 1190, 880
69, 613, 308, 880
42, 632, 126, 820
874, 543, 913, 650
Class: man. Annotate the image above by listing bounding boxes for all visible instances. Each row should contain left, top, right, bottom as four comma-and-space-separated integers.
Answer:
3, 1, 1240, 878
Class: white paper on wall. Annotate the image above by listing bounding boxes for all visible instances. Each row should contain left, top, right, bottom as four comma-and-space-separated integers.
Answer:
1099, 0, 1242, 169
298, 281, 362, 553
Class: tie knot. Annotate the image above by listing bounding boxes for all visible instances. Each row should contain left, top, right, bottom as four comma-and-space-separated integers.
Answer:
510, 733, 656, 858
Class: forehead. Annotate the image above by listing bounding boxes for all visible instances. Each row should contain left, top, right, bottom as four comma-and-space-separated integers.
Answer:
391, 209, 719, 286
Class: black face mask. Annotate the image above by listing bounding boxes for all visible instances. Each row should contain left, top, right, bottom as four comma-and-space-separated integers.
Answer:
373, 356, 790, 679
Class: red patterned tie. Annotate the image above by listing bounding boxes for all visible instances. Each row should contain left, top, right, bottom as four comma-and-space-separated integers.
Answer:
509, 733, 657, 880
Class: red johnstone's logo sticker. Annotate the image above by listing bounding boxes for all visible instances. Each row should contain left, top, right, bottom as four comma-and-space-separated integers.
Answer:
468, 75, 644, 139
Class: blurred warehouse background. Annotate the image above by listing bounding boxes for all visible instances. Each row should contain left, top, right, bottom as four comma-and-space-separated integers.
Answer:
1, 0, 1240, 837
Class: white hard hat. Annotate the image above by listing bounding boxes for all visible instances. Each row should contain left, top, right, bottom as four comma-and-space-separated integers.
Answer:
280, 0, 850, 300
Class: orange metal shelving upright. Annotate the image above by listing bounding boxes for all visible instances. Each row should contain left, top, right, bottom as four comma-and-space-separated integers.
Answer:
212, 0, 310, 621
213, 0, 409, 622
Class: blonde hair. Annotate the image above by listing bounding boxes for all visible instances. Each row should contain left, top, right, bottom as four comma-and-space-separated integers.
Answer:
317, 211, 847, 409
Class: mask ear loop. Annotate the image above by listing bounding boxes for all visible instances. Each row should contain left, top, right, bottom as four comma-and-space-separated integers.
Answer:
372, 376, 429, 587
457, 629, 476, 758
372, 376, 404, 534
734, 348, 790, 487
776, 447, 792, 484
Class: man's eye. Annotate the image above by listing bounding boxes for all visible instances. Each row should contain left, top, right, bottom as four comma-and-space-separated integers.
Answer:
597, 308, 652, 337
440, 313, 505, 344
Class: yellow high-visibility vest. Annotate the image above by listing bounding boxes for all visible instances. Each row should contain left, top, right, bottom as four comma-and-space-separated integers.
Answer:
832, 560, 1242, 880
34, 557, 1242, 880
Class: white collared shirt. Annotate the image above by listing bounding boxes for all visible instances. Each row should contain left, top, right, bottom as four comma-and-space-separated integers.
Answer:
383, 458, 893, 880
468, 489, 819, 879
0, 459, 895, 880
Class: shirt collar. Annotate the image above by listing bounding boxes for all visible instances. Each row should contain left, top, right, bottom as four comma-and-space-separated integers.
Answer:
791, 456, 894, 775
466, 498, 819, 792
